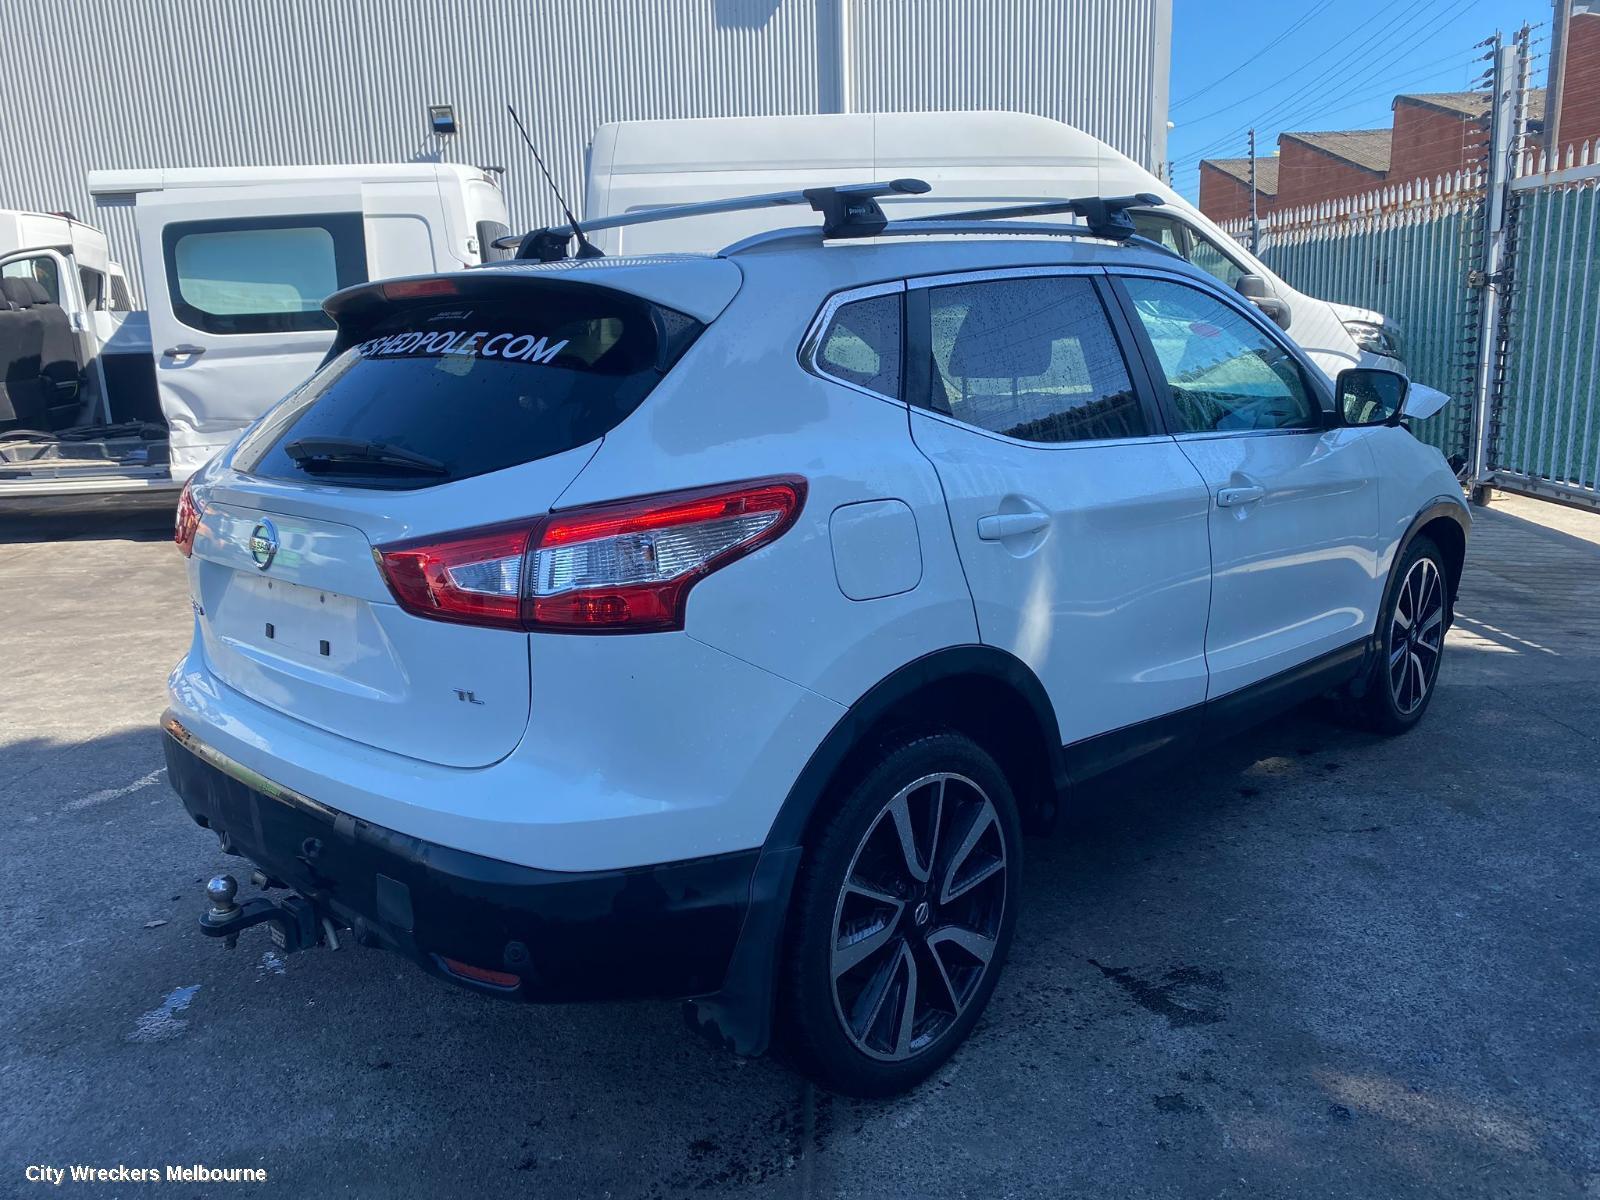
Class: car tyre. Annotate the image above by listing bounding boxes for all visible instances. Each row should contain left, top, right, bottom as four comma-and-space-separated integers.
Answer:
1348, 535, 1451, 735
779, 732, 1022, 1097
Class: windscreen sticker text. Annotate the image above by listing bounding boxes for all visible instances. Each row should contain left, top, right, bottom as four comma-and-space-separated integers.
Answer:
354, 330, 570, 363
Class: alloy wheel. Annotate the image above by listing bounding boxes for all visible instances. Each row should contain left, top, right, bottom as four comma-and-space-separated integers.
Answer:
829, 772, 1008, 1062
1389, 556, 1445, 715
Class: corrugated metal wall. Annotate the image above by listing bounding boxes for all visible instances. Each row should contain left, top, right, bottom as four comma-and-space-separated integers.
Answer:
0, 0, 1169, 298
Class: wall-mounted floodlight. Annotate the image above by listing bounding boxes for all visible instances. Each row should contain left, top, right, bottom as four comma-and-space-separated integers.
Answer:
429, 105, 457, 136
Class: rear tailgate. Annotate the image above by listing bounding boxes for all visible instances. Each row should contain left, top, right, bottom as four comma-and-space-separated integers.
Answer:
189, 447, 597, 768
184, 259, 739, 768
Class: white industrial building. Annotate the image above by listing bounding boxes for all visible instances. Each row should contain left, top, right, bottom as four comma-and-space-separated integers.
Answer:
1, 0, 1172, 295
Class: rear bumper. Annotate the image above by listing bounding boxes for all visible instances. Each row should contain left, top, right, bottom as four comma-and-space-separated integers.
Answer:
162, 715, 757, 1002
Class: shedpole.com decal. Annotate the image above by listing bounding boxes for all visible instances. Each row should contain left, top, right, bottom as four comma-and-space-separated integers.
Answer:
355, 329, 570, 363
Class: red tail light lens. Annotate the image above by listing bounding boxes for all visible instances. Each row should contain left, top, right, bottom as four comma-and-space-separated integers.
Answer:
175, 479, 202, 557
374, 523, 532, 630
375, 477, 806, 634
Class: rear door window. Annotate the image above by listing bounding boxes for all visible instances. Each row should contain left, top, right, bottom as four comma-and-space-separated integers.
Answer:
923, 274, 1148, 443
234, 287, 703, 489
162, 214, 367, 335
809, 292, 902, 399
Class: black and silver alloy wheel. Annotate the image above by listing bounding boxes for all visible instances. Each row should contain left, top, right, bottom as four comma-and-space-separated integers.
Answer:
829, 772, 1007, 1062
781, 732, 1021, 1096
1388, 554, 1445, 716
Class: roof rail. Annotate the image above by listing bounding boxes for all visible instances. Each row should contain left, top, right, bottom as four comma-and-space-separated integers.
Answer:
496, 178, 932, 261
922, 193, 1165, 241
719, 220, 1180, 258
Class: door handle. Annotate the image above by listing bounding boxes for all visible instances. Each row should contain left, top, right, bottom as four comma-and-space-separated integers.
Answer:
1216, 485, 1265, 508
161, 344, 206, 359
977, 511, 1051, 540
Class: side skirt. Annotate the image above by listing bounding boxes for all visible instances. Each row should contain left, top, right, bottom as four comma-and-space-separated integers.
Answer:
1060, 639, 1370, 786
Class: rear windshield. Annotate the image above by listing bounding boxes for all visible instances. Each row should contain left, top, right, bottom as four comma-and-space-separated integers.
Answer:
234, 289, 703, 489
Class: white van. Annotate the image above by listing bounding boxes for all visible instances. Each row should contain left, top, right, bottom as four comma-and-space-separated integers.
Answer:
0, 163, 510, 499
0, 210, 137, 434
582, 111, 1406, 382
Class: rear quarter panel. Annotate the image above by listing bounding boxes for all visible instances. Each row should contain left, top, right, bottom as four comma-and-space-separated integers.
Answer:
556, 254, 980, 706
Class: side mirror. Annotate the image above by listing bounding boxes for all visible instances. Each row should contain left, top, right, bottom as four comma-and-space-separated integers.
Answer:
1335, 367, 1409, 427
1236, 274, 1291, 330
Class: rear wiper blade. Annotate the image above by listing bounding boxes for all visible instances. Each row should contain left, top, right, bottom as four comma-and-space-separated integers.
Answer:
284, 437, 448, 475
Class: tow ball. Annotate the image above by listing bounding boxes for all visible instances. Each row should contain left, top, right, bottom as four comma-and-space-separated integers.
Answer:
199, 874, 340, 953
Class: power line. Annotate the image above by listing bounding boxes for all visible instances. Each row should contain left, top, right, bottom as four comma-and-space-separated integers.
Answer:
1175, 0, 1392, 127
1173, 0, 1479, 165
1172, 0, 1340, 110
1174, 0, 1482, 168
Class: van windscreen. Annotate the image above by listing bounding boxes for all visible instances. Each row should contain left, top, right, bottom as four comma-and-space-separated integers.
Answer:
234, 289, 702, 489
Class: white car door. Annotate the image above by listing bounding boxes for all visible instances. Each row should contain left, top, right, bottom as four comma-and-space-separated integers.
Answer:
132, 188, 369, 477
1112, 271, 1383, 700
905, 268, 1214, 767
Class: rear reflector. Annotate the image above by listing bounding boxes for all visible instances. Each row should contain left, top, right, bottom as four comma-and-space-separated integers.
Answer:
435, 956, 521, 989
375, 477, 805, 634
382, 277, 458, 300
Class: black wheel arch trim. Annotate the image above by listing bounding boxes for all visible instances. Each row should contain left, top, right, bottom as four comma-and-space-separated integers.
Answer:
685, 644, 1063, 1057
1350, 495, 1469, 695
1386, 495, 1470, 622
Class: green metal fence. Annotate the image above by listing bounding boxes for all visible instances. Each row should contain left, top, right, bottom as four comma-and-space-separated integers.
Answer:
1495, 165, 1600, 497
1228, 175, 1483, 461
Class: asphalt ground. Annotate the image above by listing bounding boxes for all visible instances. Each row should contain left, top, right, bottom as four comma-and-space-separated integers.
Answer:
1, 491, 1596, 1198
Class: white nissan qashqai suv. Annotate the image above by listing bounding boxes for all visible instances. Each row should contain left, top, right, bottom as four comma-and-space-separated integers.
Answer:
162, 185, 1468, 1097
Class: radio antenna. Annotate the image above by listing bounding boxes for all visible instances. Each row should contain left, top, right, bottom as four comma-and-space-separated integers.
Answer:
506, 104, 600, 258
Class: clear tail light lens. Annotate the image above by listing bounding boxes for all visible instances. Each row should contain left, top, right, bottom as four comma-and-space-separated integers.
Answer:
375, 477, 805, 634
175, 479, 202, 557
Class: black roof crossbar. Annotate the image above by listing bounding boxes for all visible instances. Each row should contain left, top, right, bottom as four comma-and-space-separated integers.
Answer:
501, 178, 933, 261
922, 193, 1165, 241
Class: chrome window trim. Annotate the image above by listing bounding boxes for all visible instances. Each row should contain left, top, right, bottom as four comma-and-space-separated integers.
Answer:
905, 263, 1104, 290
798, 279, 907, 404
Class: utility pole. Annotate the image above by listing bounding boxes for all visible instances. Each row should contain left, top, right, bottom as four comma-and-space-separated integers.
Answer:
1470, 34, 1522, 501
1248, 128, 1260, 254
1545, 0, 1572, 161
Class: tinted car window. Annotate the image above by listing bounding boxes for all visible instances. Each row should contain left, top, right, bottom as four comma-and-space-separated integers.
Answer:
162, 213, 366, 335
1122, 276, 1317, 433
814, 293, 901, 399
234, 289, 702, 489
926, 275, 1146, 443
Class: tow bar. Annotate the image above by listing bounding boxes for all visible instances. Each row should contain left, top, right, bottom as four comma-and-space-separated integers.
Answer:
198, 874, 341, 953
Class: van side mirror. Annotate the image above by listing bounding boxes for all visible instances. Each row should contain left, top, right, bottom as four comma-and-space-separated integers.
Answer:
1335, 367, 1409, 427
1236, 274, 1291, 330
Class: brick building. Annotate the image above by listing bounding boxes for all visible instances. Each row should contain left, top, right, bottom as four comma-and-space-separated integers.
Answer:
1196, 156, 1278, 222
1197, 2, 1600, 221
1556, 3, 1600, 156
1273, 129, 1392, 209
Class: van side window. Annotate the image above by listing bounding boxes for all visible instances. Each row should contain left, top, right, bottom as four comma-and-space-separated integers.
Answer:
1184, 233, 1246, 289
1, 256, 61, 305
1121, 276, 1316, 433
925, 275, 1146, 443
162, 214, 367, 335
1130, 211, 1247, 290
813, 293, 902, 399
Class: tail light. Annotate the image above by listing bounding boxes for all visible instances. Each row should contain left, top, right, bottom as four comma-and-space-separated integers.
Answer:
375, 476, 806, 634
175, 479, 202, 557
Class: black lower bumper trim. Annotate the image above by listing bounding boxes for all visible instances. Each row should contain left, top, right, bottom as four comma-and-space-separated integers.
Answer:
161, 721, 757, 1003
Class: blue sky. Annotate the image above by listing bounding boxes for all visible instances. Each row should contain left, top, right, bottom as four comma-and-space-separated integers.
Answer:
1168, 0, 1548, 199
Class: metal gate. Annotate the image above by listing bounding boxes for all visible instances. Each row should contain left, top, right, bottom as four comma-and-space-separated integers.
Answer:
1490, 152, 1600, 504
1219, 30, 1600, 511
